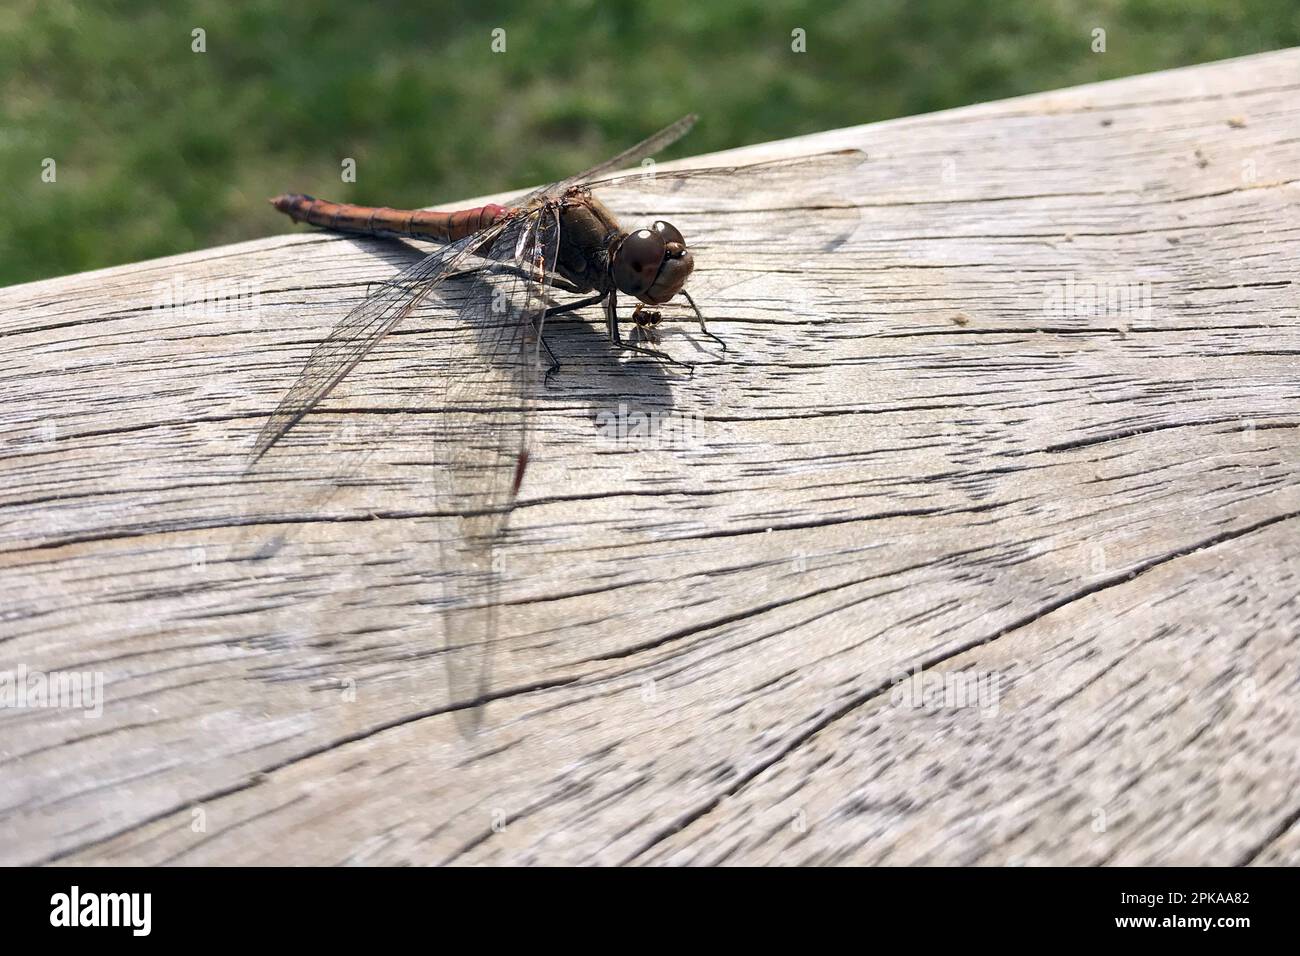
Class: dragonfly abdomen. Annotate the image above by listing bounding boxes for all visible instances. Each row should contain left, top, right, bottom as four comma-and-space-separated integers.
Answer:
270, 194, 507, 242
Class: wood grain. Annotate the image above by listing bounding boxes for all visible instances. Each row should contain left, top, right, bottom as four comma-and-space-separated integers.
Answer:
1, 49, 1298, 866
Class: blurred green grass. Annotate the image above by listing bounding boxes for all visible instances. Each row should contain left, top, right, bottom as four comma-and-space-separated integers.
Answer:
2, 0, 1297, 286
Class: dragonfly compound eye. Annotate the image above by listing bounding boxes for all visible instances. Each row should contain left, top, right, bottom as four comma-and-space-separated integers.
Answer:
651, 220, 685, 246
612, 228, 667, 297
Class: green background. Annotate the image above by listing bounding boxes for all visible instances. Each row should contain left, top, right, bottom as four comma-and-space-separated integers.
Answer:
3, 0, 1297, 286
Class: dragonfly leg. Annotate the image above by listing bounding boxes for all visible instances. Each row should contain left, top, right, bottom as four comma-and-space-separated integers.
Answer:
680, 289, 727, 352
539, 332, 561, 385
536, 292, 606, 385
448, 264, 586, 295
543, 292, 606, 319
546, 276, 587, 296
607, 290, 693, 373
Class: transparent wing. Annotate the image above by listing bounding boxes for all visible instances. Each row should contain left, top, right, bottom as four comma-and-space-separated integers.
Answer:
583, 148, 866, 207
516, 114, 698, 206
249, 220, 511, 464
238, 207, 559, 735
437, 203, 561, 735
589, 150, 868, 326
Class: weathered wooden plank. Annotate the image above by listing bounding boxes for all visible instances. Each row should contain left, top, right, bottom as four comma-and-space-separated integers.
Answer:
1, 49, 1298, 865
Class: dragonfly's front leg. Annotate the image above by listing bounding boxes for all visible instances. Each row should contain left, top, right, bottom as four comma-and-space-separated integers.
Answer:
679, 289, 727, 352
606, 289, 693, 372
627, 292, 726, 354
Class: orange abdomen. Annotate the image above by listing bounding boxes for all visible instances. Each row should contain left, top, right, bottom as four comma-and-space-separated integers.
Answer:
270, 194, 508, 242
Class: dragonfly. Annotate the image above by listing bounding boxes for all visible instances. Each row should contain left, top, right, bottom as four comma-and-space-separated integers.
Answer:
252, 115, 862, 732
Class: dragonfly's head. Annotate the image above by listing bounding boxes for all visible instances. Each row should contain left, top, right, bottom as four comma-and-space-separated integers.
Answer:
611, 220, 693, 305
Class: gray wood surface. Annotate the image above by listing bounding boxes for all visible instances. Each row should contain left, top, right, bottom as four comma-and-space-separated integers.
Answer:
2, 49, 1298, 866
